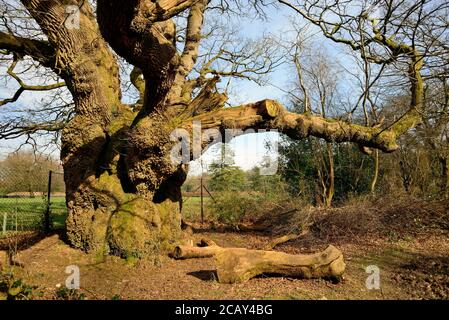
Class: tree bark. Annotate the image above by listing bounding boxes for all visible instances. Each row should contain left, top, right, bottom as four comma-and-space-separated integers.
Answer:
215, 245, 345, 284
439, 156, 449, 198
172, 243, 222, 259
14, 0, 187, 258
171, 242, 345, 283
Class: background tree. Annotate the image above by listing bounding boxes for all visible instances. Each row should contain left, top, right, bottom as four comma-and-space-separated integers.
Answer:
208, 144, 246, 192
0, 150, 64, 196
280, 33, 343, 206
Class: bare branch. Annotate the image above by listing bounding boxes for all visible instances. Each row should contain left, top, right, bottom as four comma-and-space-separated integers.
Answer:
0, 57, 65, 106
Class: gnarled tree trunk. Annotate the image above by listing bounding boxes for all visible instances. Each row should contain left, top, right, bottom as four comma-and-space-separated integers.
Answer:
18, 0, 188, 258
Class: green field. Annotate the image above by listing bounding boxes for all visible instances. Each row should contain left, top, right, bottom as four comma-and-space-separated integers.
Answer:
0, 197, 67, 234
0, 195, 209, 236
181, 196, 211, 222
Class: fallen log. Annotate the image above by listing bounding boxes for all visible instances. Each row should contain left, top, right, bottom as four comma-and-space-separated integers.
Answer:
215, 245, 345, 284
171, 239, 220, 259
171, 241, 345, 284
235, 223, 268, 232
172, 243, 222, 259
198, 239, 217, 247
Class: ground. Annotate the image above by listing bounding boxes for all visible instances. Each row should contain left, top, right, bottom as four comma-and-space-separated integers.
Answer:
2, 228, 448, 300
1, 195, 448, 300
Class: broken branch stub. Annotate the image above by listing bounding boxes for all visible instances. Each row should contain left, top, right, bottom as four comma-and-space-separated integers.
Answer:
263, 230, 309, 250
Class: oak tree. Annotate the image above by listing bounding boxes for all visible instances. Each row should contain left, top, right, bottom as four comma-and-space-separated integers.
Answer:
0, 0, 437, 257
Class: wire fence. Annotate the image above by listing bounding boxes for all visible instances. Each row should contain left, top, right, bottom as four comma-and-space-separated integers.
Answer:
0, 169, 66, 238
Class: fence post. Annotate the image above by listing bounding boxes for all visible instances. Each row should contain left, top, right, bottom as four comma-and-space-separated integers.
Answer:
2, 212, 6, 235
200, 175, 204, 224
45, 170, 52, 233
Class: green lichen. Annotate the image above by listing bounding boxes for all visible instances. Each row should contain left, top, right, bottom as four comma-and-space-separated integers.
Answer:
107, 106, 136, 136
390, 109, 421, 136
95, 172, 127, 203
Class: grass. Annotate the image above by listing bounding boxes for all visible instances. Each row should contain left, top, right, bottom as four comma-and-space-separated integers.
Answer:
0, 195, 209, 235
181, 196, 211, 222
0, 197, 66, 234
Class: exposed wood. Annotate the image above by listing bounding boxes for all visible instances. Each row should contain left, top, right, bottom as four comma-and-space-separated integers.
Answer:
172, 243, 222, 259
171, 241, 345, 284
183, 77, 228, 116
215, 245, 345, 284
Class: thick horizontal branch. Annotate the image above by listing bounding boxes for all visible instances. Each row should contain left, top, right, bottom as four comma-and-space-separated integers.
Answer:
0, 31, 55, 67
182, 99, 418, 153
